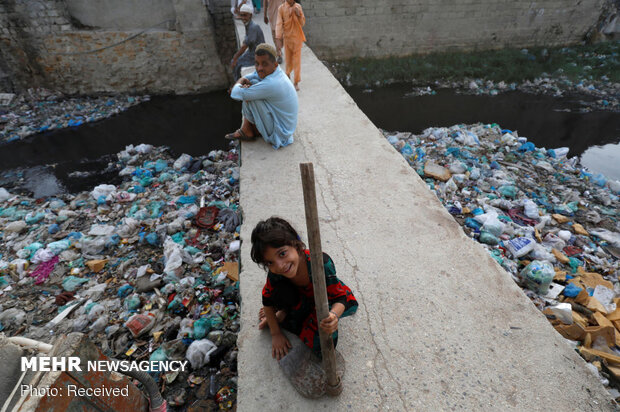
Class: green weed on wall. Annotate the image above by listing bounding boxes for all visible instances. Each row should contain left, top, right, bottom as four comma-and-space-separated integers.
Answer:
328, 41, 620, 86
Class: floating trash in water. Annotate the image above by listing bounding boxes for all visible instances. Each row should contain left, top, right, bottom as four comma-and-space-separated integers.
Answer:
0, 88, 147, 144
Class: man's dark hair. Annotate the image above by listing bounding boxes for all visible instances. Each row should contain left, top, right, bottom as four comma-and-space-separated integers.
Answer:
255, 48, 276, 63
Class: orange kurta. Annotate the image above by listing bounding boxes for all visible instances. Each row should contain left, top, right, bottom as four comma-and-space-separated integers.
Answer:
275, 2, 305, 84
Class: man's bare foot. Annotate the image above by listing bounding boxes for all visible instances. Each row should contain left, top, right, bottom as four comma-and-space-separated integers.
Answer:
294, 83, 300, 91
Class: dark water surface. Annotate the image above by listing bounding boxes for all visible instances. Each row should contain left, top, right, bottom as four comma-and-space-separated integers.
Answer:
346, 85, 620, 180
0, 92, 241, 197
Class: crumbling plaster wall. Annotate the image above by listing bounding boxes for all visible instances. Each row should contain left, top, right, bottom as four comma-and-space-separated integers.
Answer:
303, 0, 608, 60
0, 0, 227, 94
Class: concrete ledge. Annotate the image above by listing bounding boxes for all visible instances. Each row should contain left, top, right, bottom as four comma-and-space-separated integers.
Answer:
237, 45, 614, 410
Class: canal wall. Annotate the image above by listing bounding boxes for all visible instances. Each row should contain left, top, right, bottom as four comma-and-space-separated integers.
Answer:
304, 0, 609, 59
0, 0, 227, 94
0, 0, 615, 94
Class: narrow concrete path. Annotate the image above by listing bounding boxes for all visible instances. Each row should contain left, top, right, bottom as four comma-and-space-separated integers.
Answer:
233, 35, 614, 411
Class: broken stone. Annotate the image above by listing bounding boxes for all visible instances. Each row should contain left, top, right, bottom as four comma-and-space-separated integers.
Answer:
423, 161, 452, 182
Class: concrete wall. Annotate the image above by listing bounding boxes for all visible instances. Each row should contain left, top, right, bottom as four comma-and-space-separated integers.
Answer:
0, 0, 227, 94
66, 0, 176, 30
207, 0, 238, 75
303, 0, 608, 59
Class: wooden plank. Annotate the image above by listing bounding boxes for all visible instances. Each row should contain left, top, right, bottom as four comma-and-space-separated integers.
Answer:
593, 312, 620, 344
580, 347, 620, 366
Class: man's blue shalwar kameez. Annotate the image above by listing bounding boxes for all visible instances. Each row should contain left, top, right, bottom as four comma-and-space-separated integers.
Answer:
230, 66, 298, 149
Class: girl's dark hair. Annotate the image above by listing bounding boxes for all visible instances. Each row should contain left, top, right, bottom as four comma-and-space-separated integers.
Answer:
251, 217, 305, 269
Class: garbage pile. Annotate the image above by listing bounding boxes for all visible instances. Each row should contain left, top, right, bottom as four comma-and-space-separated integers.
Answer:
385, 124, 620, 399
0, 143, 241, 410
0, 88, 146, 144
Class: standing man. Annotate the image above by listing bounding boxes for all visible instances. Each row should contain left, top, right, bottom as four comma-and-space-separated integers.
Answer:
231, 4, 265, 81
225, 44, 298, 150
263, 0, 284, 52
231, 0, 247, 17
275, 0, 305, 91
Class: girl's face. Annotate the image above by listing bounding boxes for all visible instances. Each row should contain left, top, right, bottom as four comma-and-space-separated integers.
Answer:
263, 245, 301, 279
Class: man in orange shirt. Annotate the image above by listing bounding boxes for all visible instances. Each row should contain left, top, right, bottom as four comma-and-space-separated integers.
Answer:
275, 0, 305, 91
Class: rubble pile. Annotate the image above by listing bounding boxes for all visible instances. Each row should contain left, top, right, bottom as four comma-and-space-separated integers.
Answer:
386, 124, 620, 399
0, 143, 240, 410
0, 88, 146, 144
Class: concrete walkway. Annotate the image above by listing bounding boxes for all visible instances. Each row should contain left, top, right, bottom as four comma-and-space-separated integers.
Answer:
233, 28, 615, 412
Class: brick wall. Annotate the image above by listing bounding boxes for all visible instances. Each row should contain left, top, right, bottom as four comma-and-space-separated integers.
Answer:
0, 0, 228, 94
303, 0, 607, 59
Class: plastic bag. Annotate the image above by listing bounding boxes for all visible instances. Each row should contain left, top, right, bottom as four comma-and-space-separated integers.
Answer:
125, 313, 156, 337
0, 308, 26, 327
557, 230, 572, 242
542, 233, 566, 250
504, 237, 536, 258
79, 238, 107, 256
91, 184, 116, 201
124, 294, 141, 310
62, 276, 90, 292
163, 237, 192, 274
72, 314, 90, 332
522, 199, 539, 219
0, 188, 10, 202
31, 248, 55, 264
548, 303, 572, 324
174, 154, 192, 170
498, 185, 518, 198
218, 208, 241, 233
194, 317, 211, 339
186, 339, 217, 369
479, 231, 499, 245
88, 224, 116, 236
519, 260, 555, 294
90, 315, 108, 333
4, 221, 27, 233
528, 244, 556, 263
481, 215, 504, 237
87, 303, 105, 321
445, 178, 458, 192
590, 228, 620, 248
48, 240, 70, 256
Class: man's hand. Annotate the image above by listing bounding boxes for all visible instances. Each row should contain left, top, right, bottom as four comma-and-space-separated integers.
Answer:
239, 77, 252, 88
319, 312, 339, 335
271, 332, 292, 360
294, 5, 301, 17
264, 15, 268, 24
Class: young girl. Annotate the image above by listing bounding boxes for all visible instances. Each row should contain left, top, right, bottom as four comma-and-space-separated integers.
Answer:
251, 217, 358, 360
